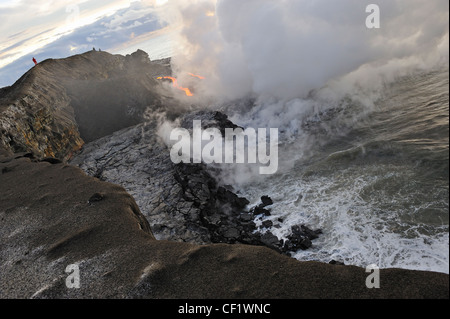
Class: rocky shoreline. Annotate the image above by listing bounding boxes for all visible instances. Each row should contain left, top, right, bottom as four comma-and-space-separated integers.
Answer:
1, 50, 448, 299
70, 109, 322, 256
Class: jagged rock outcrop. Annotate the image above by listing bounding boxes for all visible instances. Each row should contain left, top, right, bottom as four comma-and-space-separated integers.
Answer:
0, 69, 84, 160
0, 50, 173, 160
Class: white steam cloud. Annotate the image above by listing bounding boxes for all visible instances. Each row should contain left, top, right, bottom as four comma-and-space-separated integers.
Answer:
159, 0, 448, 103
155, 0, 448, 185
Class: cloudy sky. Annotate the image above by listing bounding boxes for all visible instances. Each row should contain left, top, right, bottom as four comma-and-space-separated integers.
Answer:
0, 0, 175, 87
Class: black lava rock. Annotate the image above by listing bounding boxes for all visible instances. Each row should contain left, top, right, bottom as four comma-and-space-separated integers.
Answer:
261, 220, 274, 229
171, 143, 321, 256
240, 213, 253, 222
217, 186, 249, 209
260, 195, 273, 207
223, 227, 240, 239
259, 232, 283, 252
282, 224, 322, 253
252, 205, 271, 216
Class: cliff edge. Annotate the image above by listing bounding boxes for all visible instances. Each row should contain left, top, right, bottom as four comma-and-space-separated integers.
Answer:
0, 50, 171, 160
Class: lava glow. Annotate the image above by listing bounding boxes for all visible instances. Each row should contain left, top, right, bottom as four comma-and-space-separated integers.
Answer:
157, 73, 205, 97
157, 76, 193, 97
188, 73, 206, 80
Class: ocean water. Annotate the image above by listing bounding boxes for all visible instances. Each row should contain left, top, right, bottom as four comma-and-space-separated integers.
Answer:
223, 68, 449, 274
141, 32, 174, 61
114, 31, 174, 62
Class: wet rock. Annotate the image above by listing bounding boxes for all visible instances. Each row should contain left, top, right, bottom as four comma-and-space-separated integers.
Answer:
241, 221, 257, 232
291, 225, 303, 236
260, 232, 283, 253
261, 220, 274, 229
291, 225, 322, 241
260, 195, 274, 207
252, 205, 271, 216
298, 237, 312, 250
282, 224, 322, 253
250, 196, 274, 217
301, 225, 322, 240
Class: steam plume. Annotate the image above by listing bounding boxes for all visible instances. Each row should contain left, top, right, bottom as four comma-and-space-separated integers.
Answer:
159, 0, 448, 103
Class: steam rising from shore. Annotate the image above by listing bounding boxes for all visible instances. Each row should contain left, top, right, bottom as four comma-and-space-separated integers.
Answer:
154, 0, 448, 185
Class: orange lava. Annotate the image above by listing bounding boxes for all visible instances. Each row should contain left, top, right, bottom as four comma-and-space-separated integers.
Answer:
188, 73, 206, 80
157, 76, 193, 97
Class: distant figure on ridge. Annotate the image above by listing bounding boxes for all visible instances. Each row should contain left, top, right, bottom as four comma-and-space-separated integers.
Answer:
32, 57, 37, 66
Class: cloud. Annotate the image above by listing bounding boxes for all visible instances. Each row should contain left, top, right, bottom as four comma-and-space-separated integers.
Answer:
0, 0, 169, 87
162, 0, 448, 104
0, 1, 150, 71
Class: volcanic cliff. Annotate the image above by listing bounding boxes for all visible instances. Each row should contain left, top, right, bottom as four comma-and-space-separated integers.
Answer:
0, 49, 172, 160
0, 50, 448, 299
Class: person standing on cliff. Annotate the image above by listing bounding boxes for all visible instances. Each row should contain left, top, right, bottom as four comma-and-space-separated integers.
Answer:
32, 57, 37, 66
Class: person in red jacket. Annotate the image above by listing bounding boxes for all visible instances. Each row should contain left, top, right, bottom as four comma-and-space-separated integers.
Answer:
32, 57, 37, 65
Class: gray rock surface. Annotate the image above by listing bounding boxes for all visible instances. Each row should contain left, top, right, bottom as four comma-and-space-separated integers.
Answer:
70, 119, 207, 243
